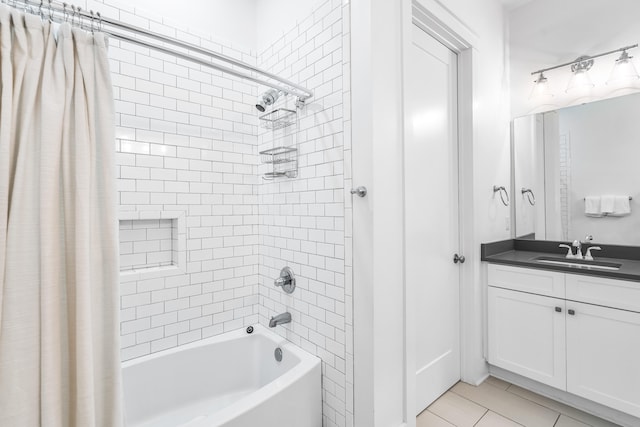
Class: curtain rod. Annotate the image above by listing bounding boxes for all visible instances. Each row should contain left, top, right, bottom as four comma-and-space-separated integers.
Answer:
4, 0, 313, 101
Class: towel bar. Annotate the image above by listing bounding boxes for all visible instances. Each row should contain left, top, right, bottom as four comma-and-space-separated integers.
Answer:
583, 196, 632, 200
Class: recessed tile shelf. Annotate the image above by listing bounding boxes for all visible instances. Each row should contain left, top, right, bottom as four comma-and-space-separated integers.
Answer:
118, 211, 186, 279
119, 218, 176, 271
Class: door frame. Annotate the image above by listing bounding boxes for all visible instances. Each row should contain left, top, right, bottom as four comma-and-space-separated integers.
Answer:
350, 0, 480, 426
402, 0, 478, 424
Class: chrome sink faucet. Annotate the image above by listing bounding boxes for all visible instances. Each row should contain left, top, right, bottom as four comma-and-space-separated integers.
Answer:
567, 235, 596, 259
572, 240, 582, 258
269, 312, 291, 328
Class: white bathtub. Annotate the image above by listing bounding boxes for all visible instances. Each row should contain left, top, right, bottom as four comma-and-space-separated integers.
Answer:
122, 325, 322, 427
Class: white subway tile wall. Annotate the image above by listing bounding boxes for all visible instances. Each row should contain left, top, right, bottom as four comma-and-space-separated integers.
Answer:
91, 0, 353, 424
256, 1, 353, 426
103, 0, 261, 362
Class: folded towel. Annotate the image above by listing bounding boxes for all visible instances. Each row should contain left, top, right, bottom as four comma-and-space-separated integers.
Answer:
601, 195, 615, 214
585, 196, 603, 217
609, 196, 631, 217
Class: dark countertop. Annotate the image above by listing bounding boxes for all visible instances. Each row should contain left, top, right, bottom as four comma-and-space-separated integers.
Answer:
481, 239, 640, 282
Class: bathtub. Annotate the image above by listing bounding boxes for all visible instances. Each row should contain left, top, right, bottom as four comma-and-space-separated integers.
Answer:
122, 324, 322, 427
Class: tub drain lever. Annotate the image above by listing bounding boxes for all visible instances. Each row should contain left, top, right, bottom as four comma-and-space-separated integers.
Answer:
274, 267, 296, 294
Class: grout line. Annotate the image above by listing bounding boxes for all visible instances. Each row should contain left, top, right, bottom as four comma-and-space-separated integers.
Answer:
472, 408, 489, 426
425, 410, 456, 427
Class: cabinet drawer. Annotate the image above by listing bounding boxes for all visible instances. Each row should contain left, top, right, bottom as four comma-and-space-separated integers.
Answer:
566, 274, 640, 313
488, 264, 565, 298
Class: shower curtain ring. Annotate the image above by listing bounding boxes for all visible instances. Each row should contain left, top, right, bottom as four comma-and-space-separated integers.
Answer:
47, 0, 53, 22
97, 11, 102, 31
90, 10, 94, 33
62, 3, 67, 22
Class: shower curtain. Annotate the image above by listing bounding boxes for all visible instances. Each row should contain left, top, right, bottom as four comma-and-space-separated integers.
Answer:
0, 6, 122, 427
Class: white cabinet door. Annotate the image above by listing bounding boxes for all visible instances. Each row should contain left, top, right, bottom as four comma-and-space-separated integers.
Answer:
488, 287, 566, 389
566, 301, 640, 418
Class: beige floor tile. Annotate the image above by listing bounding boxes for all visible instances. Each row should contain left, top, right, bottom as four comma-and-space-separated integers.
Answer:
554, 415, 593, 427
427, 391, 487, 427
506, 385, 621, 427
475, 411, 524, 427
484, 375, 511, 390
416, 410, 455, 427
451, 381, 560, 427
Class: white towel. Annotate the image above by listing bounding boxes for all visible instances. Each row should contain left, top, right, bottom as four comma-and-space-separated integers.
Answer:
584, 196, 603, 217
609, 196, 631, 217
601, 195, 615, 214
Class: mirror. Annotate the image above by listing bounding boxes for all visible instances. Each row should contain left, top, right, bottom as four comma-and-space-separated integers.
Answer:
512, 92, 640, 245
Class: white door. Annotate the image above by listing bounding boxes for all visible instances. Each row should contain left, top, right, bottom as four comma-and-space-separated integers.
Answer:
488, 287, 567, 390
566, 302, 640, 418
406, 24, 461, 414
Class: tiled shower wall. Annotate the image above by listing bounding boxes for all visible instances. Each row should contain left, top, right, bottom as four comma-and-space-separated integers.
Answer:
101, 0, 261, 361
99, 0, 353, 424
257, 1, 353, 426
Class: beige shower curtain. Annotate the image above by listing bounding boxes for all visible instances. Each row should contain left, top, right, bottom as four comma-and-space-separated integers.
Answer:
0, 6, 122, 427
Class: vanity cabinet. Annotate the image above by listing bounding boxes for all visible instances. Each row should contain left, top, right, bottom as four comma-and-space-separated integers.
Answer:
487, 264, 640, 418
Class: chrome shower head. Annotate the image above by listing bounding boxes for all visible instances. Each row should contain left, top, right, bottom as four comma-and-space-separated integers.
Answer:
256, 89, 281, 112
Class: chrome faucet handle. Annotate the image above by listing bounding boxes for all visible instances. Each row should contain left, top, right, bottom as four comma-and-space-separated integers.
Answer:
584, 246, 602, 261
273, 267, 296, 294
581, 234, 594, 244
559, 244, 575, 259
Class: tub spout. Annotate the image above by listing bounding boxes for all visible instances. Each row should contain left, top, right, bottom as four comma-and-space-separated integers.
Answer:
269, 312, 291, 328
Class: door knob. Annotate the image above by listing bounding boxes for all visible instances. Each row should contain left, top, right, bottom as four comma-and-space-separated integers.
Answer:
453, 254, 465, 264
350, 186, 367, 197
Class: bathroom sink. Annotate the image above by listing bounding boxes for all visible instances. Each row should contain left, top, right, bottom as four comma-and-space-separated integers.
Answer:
532, 256, 622, 271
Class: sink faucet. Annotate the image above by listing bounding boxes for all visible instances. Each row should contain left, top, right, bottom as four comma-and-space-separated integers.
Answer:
572, 240, 582, 258
269, 312, 291, 328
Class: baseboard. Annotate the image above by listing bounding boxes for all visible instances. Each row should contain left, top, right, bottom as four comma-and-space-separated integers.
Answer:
489, 366, 640, 427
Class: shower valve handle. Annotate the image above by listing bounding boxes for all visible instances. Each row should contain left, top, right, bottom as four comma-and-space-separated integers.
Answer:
274, 267, 296, 294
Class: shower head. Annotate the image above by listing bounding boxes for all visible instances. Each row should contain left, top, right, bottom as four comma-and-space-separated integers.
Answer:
256, 89, 281, 112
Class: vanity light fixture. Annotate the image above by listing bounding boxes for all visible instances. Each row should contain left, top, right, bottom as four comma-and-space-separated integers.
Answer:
529, 44, 638, 99
607, 50, 640, 86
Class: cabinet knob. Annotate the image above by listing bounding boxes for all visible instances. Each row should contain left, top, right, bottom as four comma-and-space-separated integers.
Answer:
568, 309, 576, 316
555, 307, 562, 313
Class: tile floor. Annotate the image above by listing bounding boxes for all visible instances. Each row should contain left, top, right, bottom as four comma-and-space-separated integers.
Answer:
417, 377, 621, 427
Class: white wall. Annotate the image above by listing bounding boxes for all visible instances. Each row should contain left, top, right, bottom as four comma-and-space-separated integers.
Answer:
508, 0, 640, 118
125, 0, 257, 51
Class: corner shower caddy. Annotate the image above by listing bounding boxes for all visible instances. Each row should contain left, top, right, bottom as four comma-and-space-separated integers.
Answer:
259, 108, 298, 180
